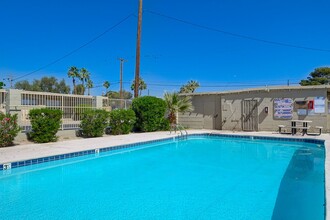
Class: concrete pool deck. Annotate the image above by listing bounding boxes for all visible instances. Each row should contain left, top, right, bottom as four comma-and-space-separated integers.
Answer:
1, 129, 329, 219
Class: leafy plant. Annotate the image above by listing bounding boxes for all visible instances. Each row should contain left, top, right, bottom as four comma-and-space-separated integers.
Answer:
300, 67, 330, 86
179, 80, 200, 93
80, 109, 109, 137
103, 81, 110, 95
0, 113, 21, 147
164, 92, 194, 124
109, 109, 136, 135
14, 77, 70, 94
132, 96, 169, 132
28, 108, 62, 143
131, 77, 147, 96
0, 81, 5, 89
67, 66, 79, 94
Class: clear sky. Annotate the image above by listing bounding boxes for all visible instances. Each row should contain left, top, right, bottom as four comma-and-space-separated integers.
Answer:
1, 0, 330, 97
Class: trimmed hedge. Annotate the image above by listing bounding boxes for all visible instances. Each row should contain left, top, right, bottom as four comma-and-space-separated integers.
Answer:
132, 96, 170, 132
0, 112, 21, 147
109, 109, 136, 135
80, 109, 109, 137
28, 108, 62, 143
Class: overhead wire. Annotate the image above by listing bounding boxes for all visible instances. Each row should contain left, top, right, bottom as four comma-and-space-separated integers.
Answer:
13, 13, 134, 81
145, 9, 330, 53
117, 81, 299, 87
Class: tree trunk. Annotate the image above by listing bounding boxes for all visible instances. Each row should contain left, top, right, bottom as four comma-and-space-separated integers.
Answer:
168, 111, 176, 125
73, 78, 76, 94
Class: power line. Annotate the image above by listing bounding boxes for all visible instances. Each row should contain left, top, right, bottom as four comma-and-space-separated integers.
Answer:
13, 13, 134, 81
120, 81, 299, 87
145, 9, 330, 53
152, 82, 300, 87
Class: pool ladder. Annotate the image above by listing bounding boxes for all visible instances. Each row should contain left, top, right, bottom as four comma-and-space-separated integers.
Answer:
176, 124, 188, 140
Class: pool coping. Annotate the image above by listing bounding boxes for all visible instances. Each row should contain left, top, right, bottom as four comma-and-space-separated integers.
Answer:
0, 130, 328, 219
0, 132, 325, 170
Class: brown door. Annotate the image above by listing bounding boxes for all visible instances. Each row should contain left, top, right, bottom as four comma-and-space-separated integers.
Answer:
242, 100, 258, 131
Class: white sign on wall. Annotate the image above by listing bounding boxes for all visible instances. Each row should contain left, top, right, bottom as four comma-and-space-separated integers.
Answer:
314, 97, 325, 113
274, 98, 293, 119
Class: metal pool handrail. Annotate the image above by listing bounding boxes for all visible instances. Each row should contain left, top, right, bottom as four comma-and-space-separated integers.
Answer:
176, 124, 188, 139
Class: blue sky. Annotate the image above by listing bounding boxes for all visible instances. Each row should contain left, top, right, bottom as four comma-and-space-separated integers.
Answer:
1, 0, 330, 97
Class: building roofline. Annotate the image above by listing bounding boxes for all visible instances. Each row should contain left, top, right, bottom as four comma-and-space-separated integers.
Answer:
179, 85, 330, 96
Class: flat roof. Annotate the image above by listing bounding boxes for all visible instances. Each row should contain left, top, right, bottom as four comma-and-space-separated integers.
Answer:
180, 85, 330, 96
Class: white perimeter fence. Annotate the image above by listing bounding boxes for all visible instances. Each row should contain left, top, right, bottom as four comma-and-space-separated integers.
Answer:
0, 89, 132, 131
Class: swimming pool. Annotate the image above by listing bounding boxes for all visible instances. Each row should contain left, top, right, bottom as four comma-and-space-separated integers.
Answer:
0, 135, 325, 219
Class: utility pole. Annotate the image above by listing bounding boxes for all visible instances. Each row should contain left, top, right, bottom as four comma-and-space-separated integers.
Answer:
118, 58, 127, 100
134, 0, 143, 98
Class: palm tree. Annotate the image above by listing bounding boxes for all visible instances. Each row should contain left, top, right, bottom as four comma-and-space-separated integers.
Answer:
75, 84, 85, 95
103, 81, 110, 95
131, 77, 147, 95
164, 92, 194, 125
80, 68, 90, 95
86, 79, 93, 96
67, 66, 79, 94
179, 80, 200, 93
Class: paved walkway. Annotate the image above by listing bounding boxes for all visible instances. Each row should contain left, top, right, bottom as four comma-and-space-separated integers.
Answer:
1, 130, 329, 219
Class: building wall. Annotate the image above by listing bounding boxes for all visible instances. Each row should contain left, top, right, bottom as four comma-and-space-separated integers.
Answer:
221, 88, 328, 131
178, 94, 221, 129
179, 88, 329, 132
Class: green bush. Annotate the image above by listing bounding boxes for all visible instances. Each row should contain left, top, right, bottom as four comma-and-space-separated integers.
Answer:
28, 108, 62, 143
80, 109, 109, 137
109, 109, 136, 135
132, 96, 169, 132
160, 117, 170, 131
0, 112, 21, 147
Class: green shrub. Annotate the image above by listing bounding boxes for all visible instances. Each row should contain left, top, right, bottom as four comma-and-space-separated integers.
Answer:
159, 117, 170, 131
80, 109, 109, 137
109, 109, 136, 135
132, 96, 169, 132
0, 112, 21, 147
28, 108, 62, 143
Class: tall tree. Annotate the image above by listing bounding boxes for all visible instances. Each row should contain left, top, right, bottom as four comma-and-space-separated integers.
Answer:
15, 77, 70, 93
75, 84, 85, 95
86, 79, 93, 96
131, 77, 147, 95
103, 81, 110, 95
0, 81, 5, 89
67, 66, 79, 94
164, 92, 194, 124
57, 79, 71, 94
14, 80, 31, 90
300, 67, 330, 86
107, 90, 133, 99
80, 68, 90, 94
179, 80, 200, 93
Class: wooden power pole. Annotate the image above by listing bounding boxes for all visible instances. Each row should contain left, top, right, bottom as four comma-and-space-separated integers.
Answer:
118, 58, 127, 100
134, 0, 143, 98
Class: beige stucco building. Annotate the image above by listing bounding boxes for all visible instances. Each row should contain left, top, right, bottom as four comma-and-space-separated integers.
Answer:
179, 85, 330, 133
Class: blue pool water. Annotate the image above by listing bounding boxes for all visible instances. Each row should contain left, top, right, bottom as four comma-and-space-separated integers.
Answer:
0, 136, 325, 219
